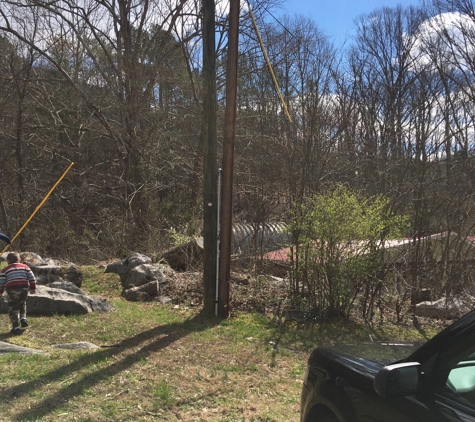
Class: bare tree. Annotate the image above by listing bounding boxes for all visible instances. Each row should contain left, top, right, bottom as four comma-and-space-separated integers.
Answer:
0, 0, 194, 233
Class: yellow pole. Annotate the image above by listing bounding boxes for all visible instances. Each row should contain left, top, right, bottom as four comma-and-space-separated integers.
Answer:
247, 2, 292, 123
1, 162, 74, 254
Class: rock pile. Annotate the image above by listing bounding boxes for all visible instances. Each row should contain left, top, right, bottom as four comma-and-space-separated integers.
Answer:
105, 252, 173, 302
0, 251, 113, 315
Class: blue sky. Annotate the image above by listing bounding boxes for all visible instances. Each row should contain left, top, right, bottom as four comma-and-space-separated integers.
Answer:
278, 0, 421, 43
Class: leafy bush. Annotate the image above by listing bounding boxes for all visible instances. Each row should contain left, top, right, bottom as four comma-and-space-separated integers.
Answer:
290, 185, 408, 317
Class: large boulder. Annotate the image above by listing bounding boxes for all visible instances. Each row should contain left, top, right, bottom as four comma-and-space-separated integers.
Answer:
27, 264, 83, 288
65, 266, 83, 287
411, 288, 432, 305
415, 297, 469, 318
124, 263, 165, 289
28, 264, 63, 285
122, 263, 170, 301
106, 254, 177, 302
105, 253, 152, 283
124, 281, 159, 301
0, 285, 113, 315
1, 252, 83, 288
0, 341, 45, 354
51, 342, 100, 350
162, 238, 204, 271
49, 281, 86, 295
19, 252, 44, 266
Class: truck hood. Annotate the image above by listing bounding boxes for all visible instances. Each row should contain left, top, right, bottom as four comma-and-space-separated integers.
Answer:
317, 341, 423, 369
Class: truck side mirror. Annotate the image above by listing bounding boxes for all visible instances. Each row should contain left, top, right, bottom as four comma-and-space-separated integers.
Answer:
374, 362, 421, 398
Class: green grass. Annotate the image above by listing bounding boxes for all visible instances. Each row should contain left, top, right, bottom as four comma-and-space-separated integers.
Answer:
153, 380, 175, 407
0, 265, 444, 422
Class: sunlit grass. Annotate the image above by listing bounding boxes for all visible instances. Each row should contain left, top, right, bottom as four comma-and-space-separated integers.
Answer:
153, 380, 175, 408
0, 264, 444, 421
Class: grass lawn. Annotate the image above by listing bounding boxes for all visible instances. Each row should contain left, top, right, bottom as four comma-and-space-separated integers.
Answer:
0, 266, 442, 422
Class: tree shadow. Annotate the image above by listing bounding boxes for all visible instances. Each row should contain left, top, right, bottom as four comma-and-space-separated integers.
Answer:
5, 311, 219, 421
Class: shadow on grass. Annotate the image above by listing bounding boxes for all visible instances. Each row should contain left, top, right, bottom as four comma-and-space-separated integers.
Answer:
267, 317, 370, 347
263, 315, 434, 368
4, 311, 220, 421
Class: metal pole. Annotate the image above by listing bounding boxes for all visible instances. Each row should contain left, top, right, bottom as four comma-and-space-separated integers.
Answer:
215, 168, 222, 316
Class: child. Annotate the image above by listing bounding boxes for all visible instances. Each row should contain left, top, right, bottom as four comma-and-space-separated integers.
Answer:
0, 252, 36, 335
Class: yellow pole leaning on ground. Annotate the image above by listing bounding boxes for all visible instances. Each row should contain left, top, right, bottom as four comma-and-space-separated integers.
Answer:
1, 162, 74, 254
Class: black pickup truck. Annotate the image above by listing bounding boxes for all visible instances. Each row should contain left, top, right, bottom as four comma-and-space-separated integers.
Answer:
301, 309, 475, 421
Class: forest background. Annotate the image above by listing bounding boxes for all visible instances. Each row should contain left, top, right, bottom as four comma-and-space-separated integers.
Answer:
0, 0, 475, 316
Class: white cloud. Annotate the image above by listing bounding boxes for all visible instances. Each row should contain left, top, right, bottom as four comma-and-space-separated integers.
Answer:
409, 12, 475, 71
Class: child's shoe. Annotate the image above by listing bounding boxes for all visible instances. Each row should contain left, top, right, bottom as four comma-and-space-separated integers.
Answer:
20, 318, 28, 328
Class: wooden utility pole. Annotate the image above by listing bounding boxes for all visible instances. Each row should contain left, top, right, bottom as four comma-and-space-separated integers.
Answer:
202, 0, 218, 315
218, 0, 240, 317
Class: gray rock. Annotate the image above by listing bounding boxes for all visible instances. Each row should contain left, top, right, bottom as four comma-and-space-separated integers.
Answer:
124, 263, 164, 289
0, 285, 113, 315
411, 288, 432, 305
415, 297, 469, 318
124, 290, 151, 302
162, 238, 203, 271
49, 281, 85, 295
29, 264, 63, 285
66, 266, 82, 287
0, 341, 45, 354
51, 342, 100, 350
105, 253, 178, 303
19, 252, 44, 266
158, 296, 173, 305
105, 253, 152, 283
124, 281, 159, 301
